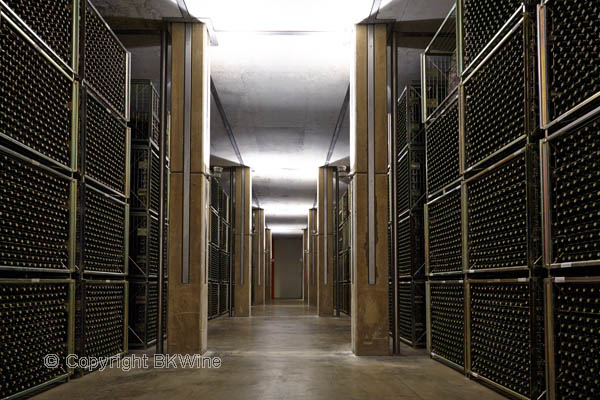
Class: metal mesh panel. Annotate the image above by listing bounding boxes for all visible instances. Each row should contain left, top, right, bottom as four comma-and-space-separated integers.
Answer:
428, 190, 462, 274
464, 23, 526, 169
430, 281, 464, 367
0, 149, 71, 271
546, 0, 600, 121
426, 96, 460, 195
0, 17, 73, 167
76, 280, 126, 361
549, 116, 600, 265
4, 0, 75, 66
130, 214, 158, 277
82, 89, 127, 194
150, 149, 160, 213
0, 280, 71, 399
82, 0, 127, 118
467, 152, 528, 271
397, 281, 425, 346
552, 280, 600, 398
129, 281, 158, 347
462, 0, 523, 67
130, 81, 160, 144
81, 186, 126, 274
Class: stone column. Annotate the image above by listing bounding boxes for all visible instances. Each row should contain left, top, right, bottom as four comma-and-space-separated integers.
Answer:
303, 228, 308, 303
349, 24, 389, 356
264, 228, 272, 304
317, 167, 335, 316
233, 166, 252, 317
167, 22, 211, 355
308, 208, 318, 308
252, 208, 266, 305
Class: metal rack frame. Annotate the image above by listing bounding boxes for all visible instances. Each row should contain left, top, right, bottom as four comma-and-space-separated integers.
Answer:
425, 89, 461, 200
0, 9, 79, 173
128, 280, 158, 349
0, 278, 75, 400
397, 85, 424, 149
79, 84, 131, 198
457, 0, 525, 77
130, 79, 161, 149
462, 145, 540, 275
420, 4, 458, 123
466, 278, 546, 400
544, 276, 600, 400
425, 186, 463, 277
541, 105, 600, 270
0, 0, 79, 76
537, 0, 600, 130
131, 144, 161, 215
426, 279, 466, 373
79, 0, 131, 122
460, 14, 537, 175
129, 211, 159, 279
75, 279, 128, 373
396, 279, 426, 347
397, 145, 426, 217
78, 182, 129, 277
0, 145, 77, 274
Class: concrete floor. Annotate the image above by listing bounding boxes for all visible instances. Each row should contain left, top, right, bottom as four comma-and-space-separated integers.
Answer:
36, 300, 505, 400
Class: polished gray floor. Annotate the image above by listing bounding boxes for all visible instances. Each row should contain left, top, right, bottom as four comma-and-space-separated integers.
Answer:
36, 300, 505, 400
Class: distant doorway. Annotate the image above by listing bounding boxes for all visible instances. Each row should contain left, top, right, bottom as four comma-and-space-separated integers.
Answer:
273, 236, 303, 299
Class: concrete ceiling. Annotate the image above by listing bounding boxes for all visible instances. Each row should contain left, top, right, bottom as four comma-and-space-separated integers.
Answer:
93, 0, 455, 235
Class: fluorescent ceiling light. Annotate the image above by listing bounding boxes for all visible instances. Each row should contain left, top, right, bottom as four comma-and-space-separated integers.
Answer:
263, 204, 312, 217
186, 0, 373, 32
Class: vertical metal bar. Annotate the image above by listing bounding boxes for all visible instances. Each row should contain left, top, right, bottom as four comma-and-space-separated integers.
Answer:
537, 4, 549, 129
157, 22, 168, 355
229, 168, 234, 316
425, 281, 431, 353
545, 278, 556, 400
456, 0, 464, 76
540, 140, 552, 269
464, 279, 470, 376
391, 31, 399, 355
240, 169, 245, 285
324, 168, 328, 285
420, 53, 427, 122
335, 169, 340, 317
182, 23, 192, 284
367, 25, 376, 285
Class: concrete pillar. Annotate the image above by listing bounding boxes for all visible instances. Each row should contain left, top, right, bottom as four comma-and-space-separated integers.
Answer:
317, 167, 335, 316
302, 228, 308, 303
233, 166, 252, 317
264, 228, 272, 304
167, 22, 211, 355
252, 208, 266, 305
349, 24, 389, 356
308, 208, 318, 308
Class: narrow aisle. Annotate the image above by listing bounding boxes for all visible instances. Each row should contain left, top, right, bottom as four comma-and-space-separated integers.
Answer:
36, 301, 504, 400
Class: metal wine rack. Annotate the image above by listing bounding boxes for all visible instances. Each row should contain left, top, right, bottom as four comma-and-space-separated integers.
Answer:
425, 187, 462, 276
426, 280, 465, 371
458, 0, 525, 74
398, 85, 424, 148
0, 279, 74, 400
79, 0, 130, 120
397, 280, 426, 347
461, 16, 537, 172
466, 278, 545, 400
75, 279, 128, 372
396, 146, 426, 215
131, 145, 161, 214
77, 183, 128, 276
421, 4, 458, 122
541, 107, 600, 270
129, 212, 159, 279
128, 280, 158, 348
538, 0, 600, 128
130, 80, 160, 148
425, 91, 460, 198
463, 145, 540, 274
79, 85, 130, 197
397, 210, 425, 279
0, 0, 77, 73
544, 276, 600, 400
0, 11, 77, 171
0, 145, 76, 274
208, 282, 219, 319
